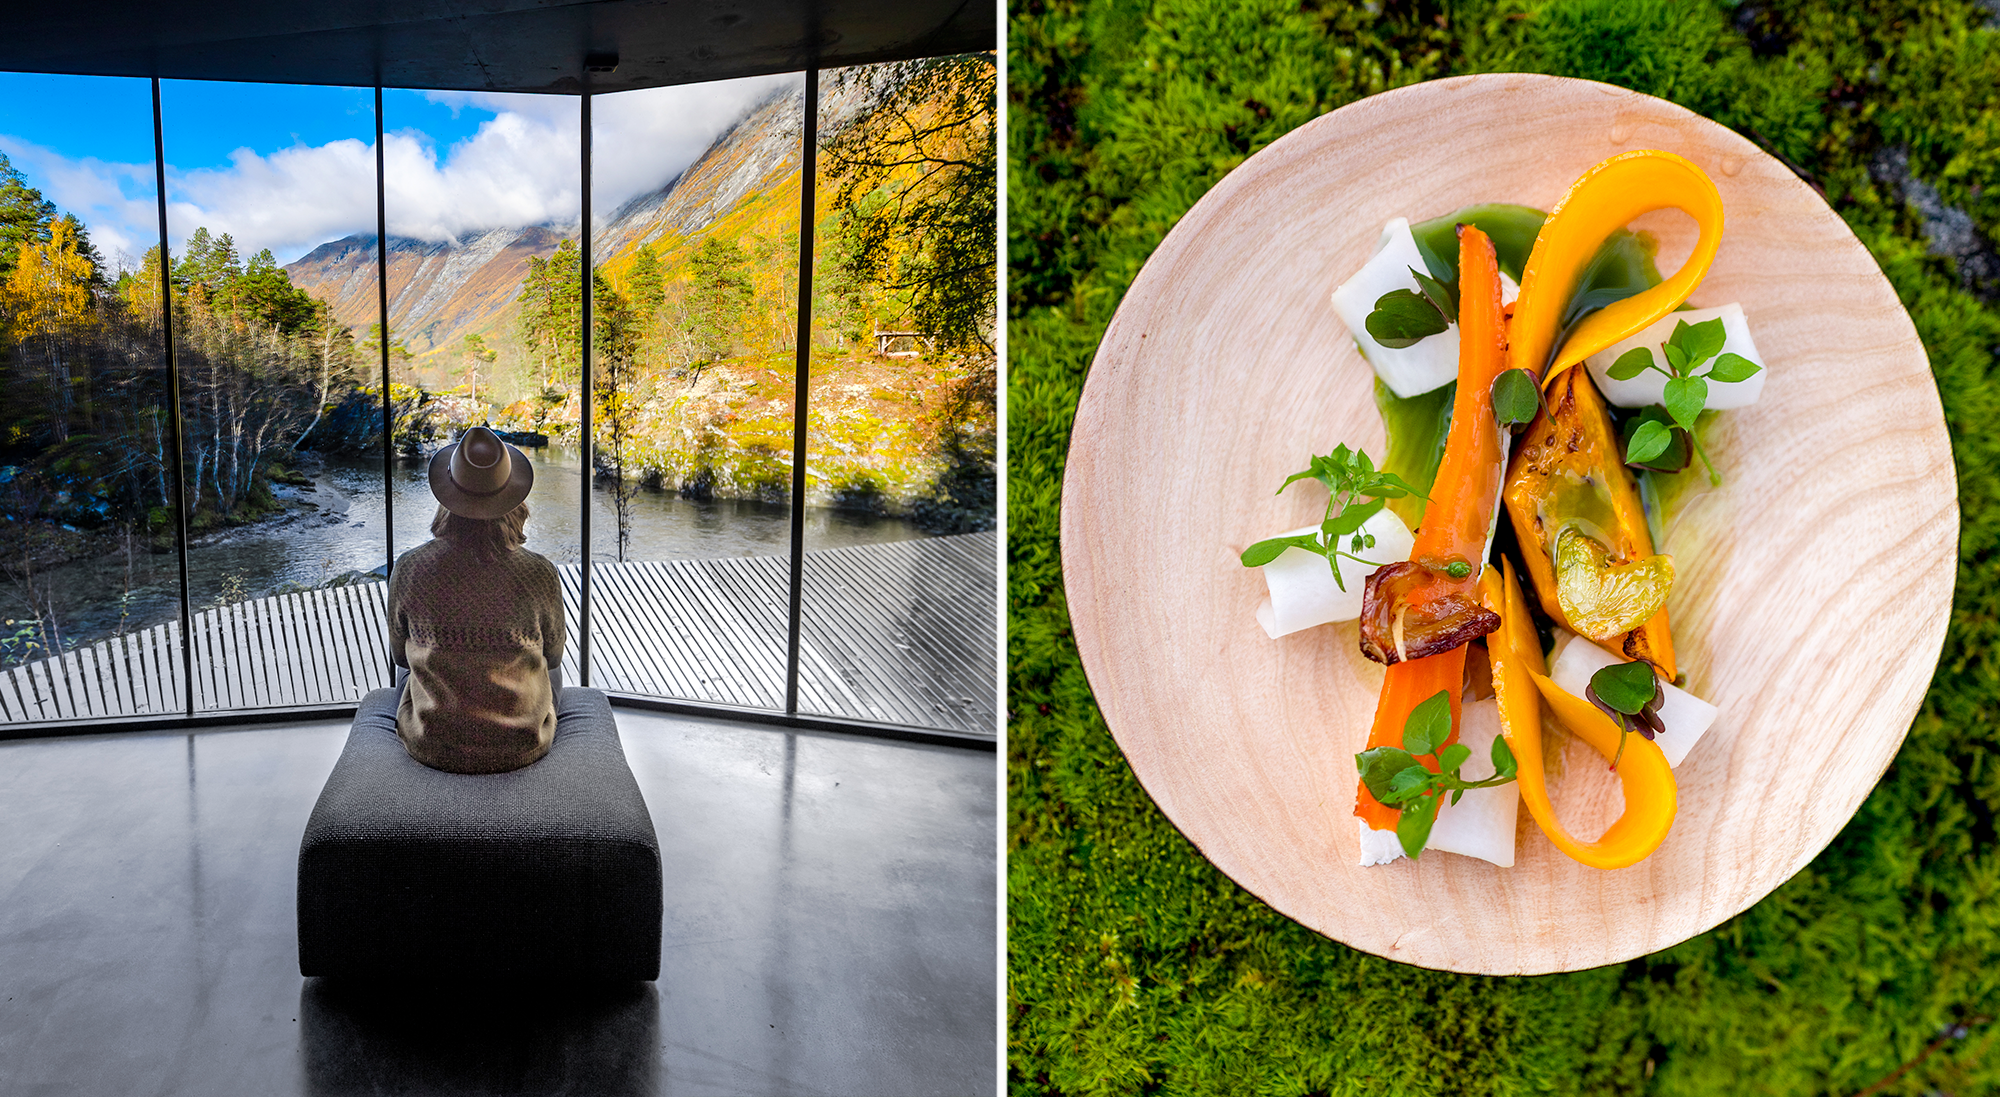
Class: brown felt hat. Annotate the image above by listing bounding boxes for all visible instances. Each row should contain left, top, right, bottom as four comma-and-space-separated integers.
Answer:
429, 426, 534, 519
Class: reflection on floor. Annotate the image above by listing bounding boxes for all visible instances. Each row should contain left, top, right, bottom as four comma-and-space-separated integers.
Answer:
0, 708, 997, 1096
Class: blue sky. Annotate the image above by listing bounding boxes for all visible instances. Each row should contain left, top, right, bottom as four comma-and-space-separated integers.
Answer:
0, 70, 799, 267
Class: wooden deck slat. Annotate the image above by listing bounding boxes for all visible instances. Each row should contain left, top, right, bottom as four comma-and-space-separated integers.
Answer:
3, 534, 995, 734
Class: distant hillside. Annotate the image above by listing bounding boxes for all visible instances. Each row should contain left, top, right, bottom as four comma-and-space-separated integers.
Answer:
284, 79, 874, 357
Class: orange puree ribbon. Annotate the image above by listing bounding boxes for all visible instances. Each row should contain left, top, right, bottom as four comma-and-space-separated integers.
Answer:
1481, 558, 1677, 868
1509, 149, 1725, 390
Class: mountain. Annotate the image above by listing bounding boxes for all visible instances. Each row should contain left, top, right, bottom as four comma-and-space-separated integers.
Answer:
284, 77, 873, 357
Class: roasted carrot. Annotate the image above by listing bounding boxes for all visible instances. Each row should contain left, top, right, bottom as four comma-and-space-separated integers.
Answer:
1355, 223, 1510, 831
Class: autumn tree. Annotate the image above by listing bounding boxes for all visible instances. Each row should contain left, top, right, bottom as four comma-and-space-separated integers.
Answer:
1, 217, 98, 443
820, 54, 997, 354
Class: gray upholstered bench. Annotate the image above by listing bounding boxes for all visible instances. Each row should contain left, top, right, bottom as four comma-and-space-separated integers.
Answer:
298, 686, 662, 982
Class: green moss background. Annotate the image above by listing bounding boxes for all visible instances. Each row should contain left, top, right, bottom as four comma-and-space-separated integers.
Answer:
1007, 1, 2000, 1093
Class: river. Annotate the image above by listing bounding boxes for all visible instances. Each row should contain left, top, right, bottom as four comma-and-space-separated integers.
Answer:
2, 444, 935, 657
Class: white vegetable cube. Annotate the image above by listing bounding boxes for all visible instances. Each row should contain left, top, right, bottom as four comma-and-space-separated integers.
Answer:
1329, 218, 1519, 399
1425, 698, 1519, 867
1583, 303, 1766, 410
1549, 630, 1718, 767
1255, 508, 1415, 638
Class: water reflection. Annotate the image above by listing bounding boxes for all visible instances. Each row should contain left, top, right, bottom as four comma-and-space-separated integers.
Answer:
1, 444, 929, 658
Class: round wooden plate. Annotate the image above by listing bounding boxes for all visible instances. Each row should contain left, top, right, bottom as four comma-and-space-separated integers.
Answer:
1060, 74, 1958, 974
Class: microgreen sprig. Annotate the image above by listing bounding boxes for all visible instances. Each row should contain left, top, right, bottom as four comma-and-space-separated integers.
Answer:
1607, 317, 1761, 485
1584, 661, 1666, 770
1355, 690, 1520, 859
1365, 267, 1459, 348
1239, 445, 1425, 591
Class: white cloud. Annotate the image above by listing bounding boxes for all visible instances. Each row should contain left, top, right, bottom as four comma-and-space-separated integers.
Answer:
1, 72, 797, 266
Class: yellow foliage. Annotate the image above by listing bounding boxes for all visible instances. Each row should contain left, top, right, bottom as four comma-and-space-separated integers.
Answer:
3, 218, 96, 345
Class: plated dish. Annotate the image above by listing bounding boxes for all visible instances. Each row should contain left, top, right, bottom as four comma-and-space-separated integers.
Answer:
1060, 75, 1955, 974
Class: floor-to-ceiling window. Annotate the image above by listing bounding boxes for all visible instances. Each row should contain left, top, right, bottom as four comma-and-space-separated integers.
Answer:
0, 65, 996, 739
159, 79, 386, 712
797, 58, 998, 734
0, 73, 176, 720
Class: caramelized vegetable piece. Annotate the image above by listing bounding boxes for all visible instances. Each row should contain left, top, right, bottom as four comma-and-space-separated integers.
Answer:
1359, 561, 1501, 664
1503, 368, 1678, 679
1355, 224, 1508, 833
1509, 149, 1725, 388
1481, 559, 1677, 869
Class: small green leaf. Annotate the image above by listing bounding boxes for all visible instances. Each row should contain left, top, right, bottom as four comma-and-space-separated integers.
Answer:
1402, 690, 1454, 757
1590, 661, 1658, 715
1444, 559, 1472, 580
1385, 764, 1432, 803
1240, 534, 1321, 567
1672, 316, 1727, 365
1324, 497, 1384, 537
1662, 374, 1708, 432
1621, 407, 1691, 473
1625, 419, 1674, 464
1397, 793, 1443, 859
1491, 735, 1518, 779
1356, 747, 1420, 802
1490, 368, 1541, 430
1606, 347, 1656, 381
1408, 267, 1459, 324
1706, 352, 1761, 383
1366, 289, 1450, 349
1437, 743, 1472, 774
1662, 340, 1691, 375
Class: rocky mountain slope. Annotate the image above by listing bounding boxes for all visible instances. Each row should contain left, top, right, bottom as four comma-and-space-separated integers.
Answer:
285, 77, 874, 357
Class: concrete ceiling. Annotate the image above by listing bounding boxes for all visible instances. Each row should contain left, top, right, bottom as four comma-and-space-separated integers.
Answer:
0, 0, 994, 94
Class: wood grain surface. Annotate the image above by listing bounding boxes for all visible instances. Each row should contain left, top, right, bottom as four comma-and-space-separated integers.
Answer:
1059, 74, 1958, 974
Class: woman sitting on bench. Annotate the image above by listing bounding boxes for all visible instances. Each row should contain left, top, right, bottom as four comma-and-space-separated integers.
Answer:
386, 425, 565, 774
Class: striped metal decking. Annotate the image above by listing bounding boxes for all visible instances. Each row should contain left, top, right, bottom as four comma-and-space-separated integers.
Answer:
0, 532, 996, 736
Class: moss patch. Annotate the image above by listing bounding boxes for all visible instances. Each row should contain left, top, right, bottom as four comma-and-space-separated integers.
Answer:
1009, 1, 2000, 1093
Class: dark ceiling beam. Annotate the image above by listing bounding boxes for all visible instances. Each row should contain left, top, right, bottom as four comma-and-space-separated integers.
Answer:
0, 0, 993, 94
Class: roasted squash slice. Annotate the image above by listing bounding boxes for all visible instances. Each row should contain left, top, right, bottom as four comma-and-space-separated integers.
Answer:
1502, 368, 1678, 680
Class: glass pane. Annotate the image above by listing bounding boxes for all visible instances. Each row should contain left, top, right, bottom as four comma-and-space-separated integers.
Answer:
799, 58, 1000, 734
378, 88, 585, 684
581, 73, 807, 707
159, 79, 387, 712
0, 74, 178, 722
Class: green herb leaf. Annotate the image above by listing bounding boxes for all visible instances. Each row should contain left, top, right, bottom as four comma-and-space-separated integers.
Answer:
1402, 690, 1454, 757
1397, 793, 1443, 859
1437, 742, 1472, 774
1706, 352, 1761, 384
1324, 497, 1385, 537
1490, 735, 1518, 780
1239, 534, 1322, 567
1408, 267, 1459, 324
1671, 316, 1727, 366
1590, 661, 1658, 715
1385, 764, 1433, 803
1662, 340, 1691, 375
1606, 347, 1656, 381
1662, 374, 1708, 432
1366, 289, 1450, 349
1490, 368, 1541, 431
1620, 407, 1691, 473
1356, 746, 1420, 802
1625, 418, 1675, 465
1444, 559, 1472, 580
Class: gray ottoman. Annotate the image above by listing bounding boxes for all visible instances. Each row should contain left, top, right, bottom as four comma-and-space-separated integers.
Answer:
298, 686, 662, 982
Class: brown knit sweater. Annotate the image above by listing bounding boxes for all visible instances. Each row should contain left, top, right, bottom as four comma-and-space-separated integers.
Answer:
386, 536, 566, 774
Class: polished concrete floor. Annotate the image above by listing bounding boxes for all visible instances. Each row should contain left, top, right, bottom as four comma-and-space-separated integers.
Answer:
0, 709, 998, 1096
